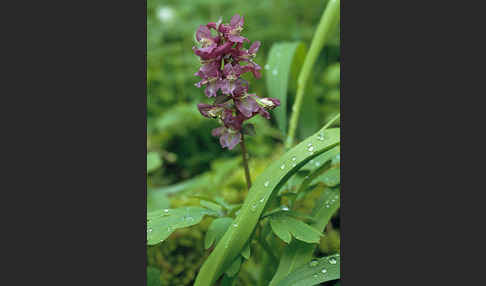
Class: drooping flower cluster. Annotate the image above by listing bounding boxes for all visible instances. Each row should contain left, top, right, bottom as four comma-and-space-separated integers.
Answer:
194, 14, 280, 150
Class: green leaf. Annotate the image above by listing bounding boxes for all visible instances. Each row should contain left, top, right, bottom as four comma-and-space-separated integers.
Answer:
313, 167, 340, 187
147, 152, 162, 173
270, 188, 340, 286
150, 174, 210, 195
300, 136, 339, 172
276, 254, 340, 286
194, 126, 340, 286
204, 217, 233, 249
265, 42, 307, 135
200, 200, 224, 214
147, 206, 218, 245
241, 241, 251, 260
270, 213, 322, 244
147, 189, 170, 213
225, 256, 242, 277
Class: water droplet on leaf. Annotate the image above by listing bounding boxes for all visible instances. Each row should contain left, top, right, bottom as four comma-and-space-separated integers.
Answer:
280, 164, 285, 170
321, 268, 327, 274
309, 260, 318, 267
328, 257, 337, 264
307, 143, 314, 153
264, 181, 270, 187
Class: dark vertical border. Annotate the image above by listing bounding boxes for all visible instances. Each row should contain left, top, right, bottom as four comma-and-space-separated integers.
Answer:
9, 0, 149, 284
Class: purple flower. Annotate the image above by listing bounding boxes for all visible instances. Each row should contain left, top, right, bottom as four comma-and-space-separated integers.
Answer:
234, 94, 259, 117
193, 14, 280, 150
197, 103, 225, 118
194, 61, 223, 97
211, 126, 242, 150
242, 61, 262, 78
219, 14, 248, 43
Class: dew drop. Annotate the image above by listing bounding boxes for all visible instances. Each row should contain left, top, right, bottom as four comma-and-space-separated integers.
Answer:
259, 197, 265, 203
307, 143, 314, 153
272, 69, 278, 76
148, 228, 153, 233
281, 206, 289, 211
317, 132, 325, 141
264, 64, 270, 70
251, 202, 258, 211
280, 164, 285, 170
264, 181, 270, 187
315, 161, 321, 167
233, 223, 238, 227
321, 268, 327, 274
309, 260, 318, 267
328, 257, 337, 264
313, 274, 319, 279
325, 204, 330, 208
292, 156, 297, 162
163, 209, 169, 214
186, 216, 194, 222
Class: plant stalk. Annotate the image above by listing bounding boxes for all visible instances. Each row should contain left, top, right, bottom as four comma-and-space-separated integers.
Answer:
240, 133, 252, 190
286, 0, 340, 148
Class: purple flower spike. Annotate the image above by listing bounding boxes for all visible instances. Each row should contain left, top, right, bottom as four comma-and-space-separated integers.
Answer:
197, 103, 224, 118
194, 14, 280, 150
219, 129, 242, 150
248, 41, 260, 56
234, 95, 259, 117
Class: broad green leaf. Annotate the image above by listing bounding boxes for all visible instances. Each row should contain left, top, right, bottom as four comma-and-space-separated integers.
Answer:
205, 217, 233, 249
276, 254, 340, 286
270, 188, 340, 286
147, 206, 218, 245
147, 152, 162, 173
194, 126, 339, 286
270, 213, 322, 244
265, 42, 307, 135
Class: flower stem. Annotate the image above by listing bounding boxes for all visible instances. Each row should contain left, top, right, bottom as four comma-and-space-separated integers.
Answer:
285, 0, 340, 148
240, 133, 252, 190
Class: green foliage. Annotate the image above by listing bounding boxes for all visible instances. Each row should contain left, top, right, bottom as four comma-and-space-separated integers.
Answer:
270, 213, 322, 244
275, 254, 340, 286
205, 217, 233, 249
194, 126, 339, 286
270, 187, 340, 286
146, 0, 341, 285
147, 206, 218, 245
147, 266, 162, 286
265, 42, 307, 135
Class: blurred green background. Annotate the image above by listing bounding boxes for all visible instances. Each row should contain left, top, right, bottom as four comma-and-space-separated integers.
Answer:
147, 0, 340, 285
